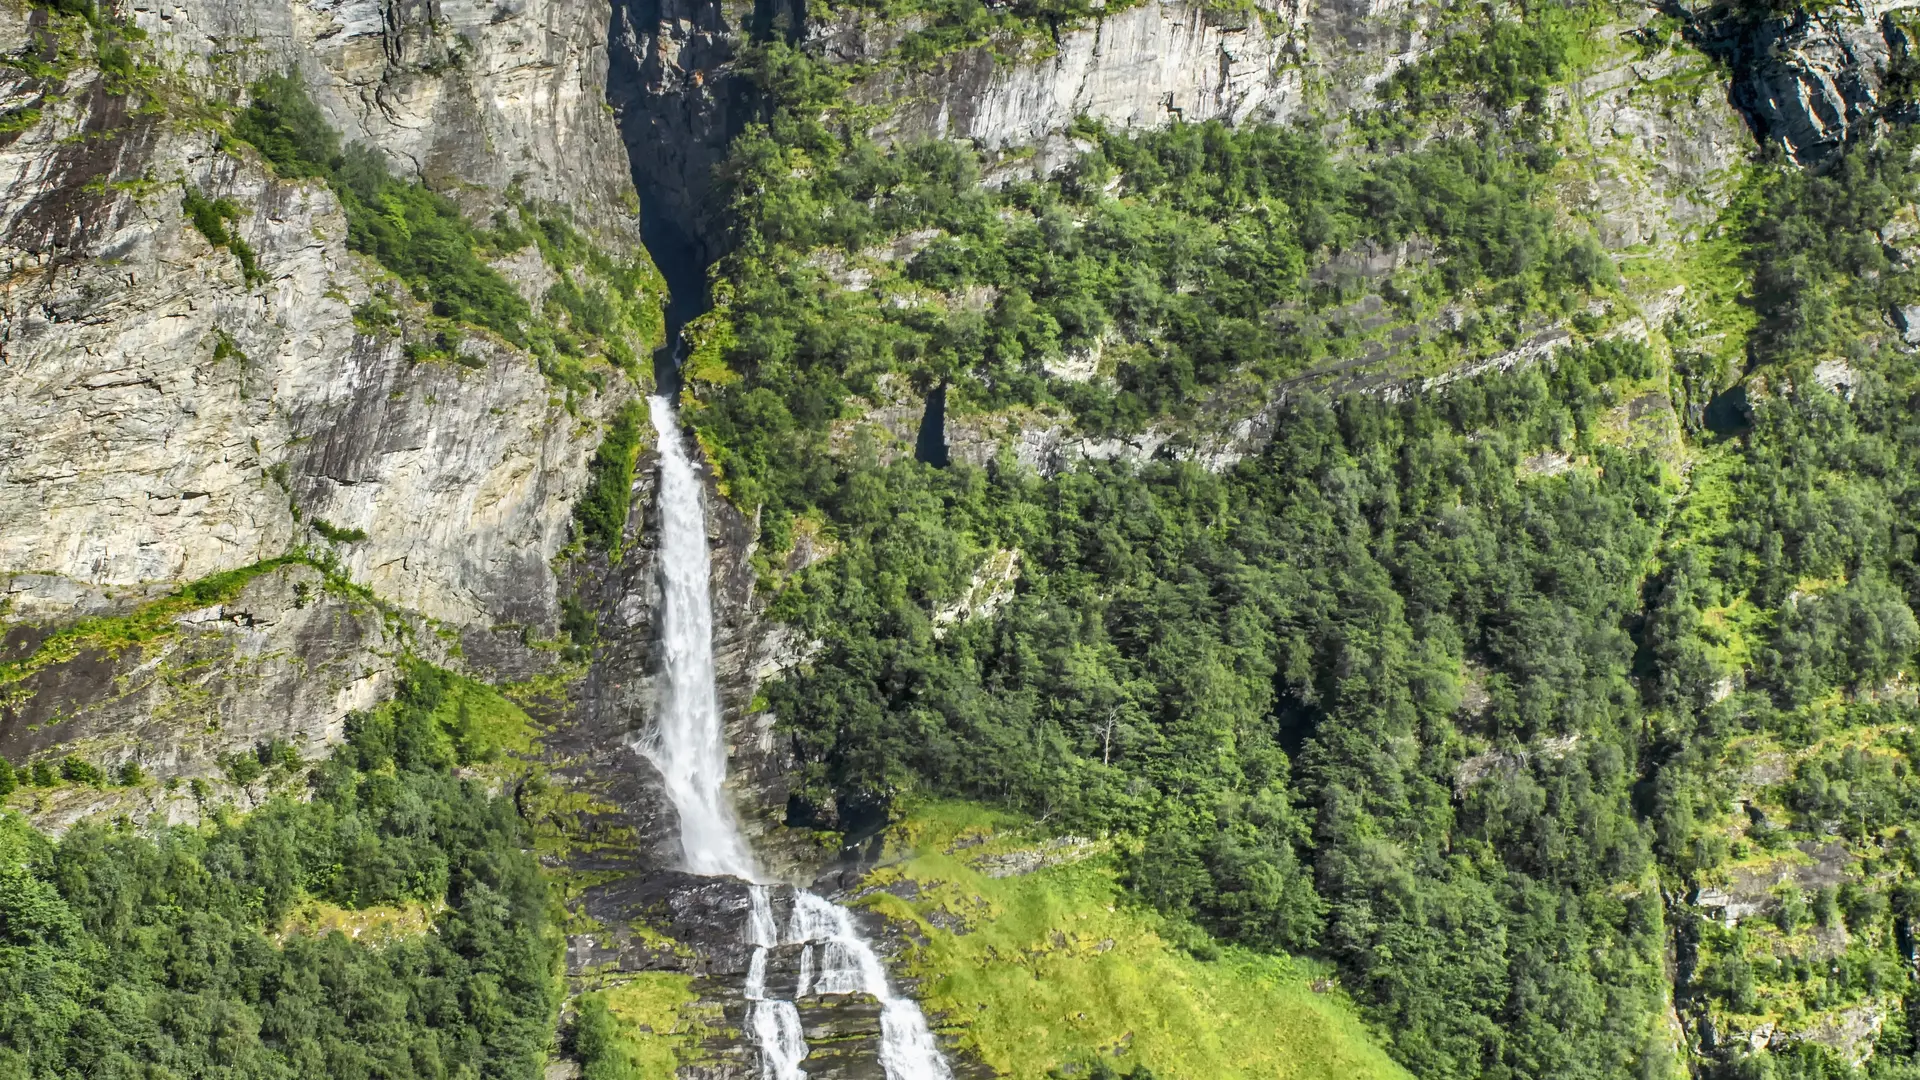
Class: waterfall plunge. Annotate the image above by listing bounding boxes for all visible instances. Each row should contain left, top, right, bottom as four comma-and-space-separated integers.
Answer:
639, 396, 953, 1080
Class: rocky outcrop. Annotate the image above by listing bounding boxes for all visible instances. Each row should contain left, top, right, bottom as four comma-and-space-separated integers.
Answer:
565, 868, 990, 1079
844, 0, 1310, 158
0, 0, 664, 856
1685, 0, 1920, 163
131, 0, 640, 233
598, 0, 1430, 249
1563, 33, 1755, 247
0, 0, 651, 636
0, 562, 399, 829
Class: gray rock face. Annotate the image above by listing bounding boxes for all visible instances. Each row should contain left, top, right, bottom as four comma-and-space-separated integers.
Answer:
600, 0, 1413, 247
566, 866, 982, 1079
1564, 40, 1756, 248
845, 0, 1311, 153
1690, 0, 1920, 163
0, 562, 398, 829
0, 0, 644, 633
129, 0, 639, 233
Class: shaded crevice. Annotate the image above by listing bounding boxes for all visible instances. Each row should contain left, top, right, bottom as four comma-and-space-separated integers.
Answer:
914, 383, 949, 467
639, 205, 702, 398
604, 0, 742, 376
605, 0, 808, 394
1671, 1, 1919, 165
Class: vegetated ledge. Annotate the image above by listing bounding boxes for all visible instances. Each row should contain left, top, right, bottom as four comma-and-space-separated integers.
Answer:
0, 555, 393, 831
0, 554, 356, 695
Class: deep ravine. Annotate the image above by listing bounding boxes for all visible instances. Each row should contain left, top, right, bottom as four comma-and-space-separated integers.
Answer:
638, 393, 954, 1080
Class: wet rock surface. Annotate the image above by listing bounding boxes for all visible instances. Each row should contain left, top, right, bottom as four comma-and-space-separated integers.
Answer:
565, 863, 988, 1077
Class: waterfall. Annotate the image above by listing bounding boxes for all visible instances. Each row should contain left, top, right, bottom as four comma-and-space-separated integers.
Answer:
788, 892, 955, 1079
636, 393, 758, 880
639, 395, 953, 1080
746, 886, 809, 1080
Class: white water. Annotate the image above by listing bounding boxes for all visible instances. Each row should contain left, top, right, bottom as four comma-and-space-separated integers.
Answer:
636, 392, 760, 880
788, 892, 954, 1079
640, 395, 952, 1080
746, 887, 809, 1080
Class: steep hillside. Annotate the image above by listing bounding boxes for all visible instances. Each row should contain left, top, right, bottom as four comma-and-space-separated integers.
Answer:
7, 0, 1920, 1076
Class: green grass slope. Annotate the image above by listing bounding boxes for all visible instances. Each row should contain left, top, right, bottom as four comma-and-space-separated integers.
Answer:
860, 802, 1413, 1080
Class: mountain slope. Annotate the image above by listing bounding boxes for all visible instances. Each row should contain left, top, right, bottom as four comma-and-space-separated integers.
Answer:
7, 0, 1920, 1076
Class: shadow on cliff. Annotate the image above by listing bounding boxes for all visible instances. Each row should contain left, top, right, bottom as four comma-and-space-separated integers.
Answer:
1666, 0, 1920, 165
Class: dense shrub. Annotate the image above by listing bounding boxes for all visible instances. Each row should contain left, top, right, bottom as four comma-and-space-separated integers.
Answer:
0, 671, 559, 1079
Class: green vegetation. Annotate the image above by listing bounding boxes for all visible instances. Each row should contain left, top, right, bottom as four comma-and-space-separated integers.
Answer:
807, 0, 1152, 70
311, 518, 368, 543
403, 661, 541, 766
54, 754, 101, 786
679, 11, 1920, 1076
216, 738, 303, 787
1743, 132, 1920, 369
181, 187, 265, 286
572, 400, 649, 558
30, 0, 98, 21
569, 975, 715, 1079
693, 42, 1613, 515
17, 2, 1920, 1077
507, 210, 668, 383
0, 556, 320, 693
233, 75, 532, 341
230, 75, 664, 398
763, 339, 1675, 1076
1366, 2, 1613, 139
0, 668, 559, 1079
870, 803, 1412, 1080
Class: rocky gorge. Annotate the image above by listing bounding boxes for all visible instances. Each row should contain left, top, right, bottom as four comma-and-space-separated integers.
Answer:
5, 0, 1920, 1073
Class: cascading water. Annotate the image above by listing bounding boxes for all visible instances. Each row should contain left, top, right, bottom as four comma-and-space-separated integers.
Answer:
637, 392, 759, 881
788, 892, 954, 1078
639, 395, 953, 1080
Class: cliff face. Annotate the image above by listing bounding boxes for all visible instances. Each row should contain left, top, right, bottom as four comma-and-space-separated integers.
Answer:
0, 0, 650, 788
131, 0, 639, 229
842, 0, 1312, 155
1, 561, 398, 830
1688, 0, 1920, 163
606, 0, 764, 267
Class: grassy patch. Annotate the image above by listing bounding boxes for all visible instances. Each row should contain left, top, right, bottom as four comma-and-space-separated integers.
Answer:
863, 802, 1412, 1080
573, 976, 718, 1077
277, 897, 445, 945
375, 661, 540, 768
521, 774, 632, 865
428, 670, 539, 764
0, 557, 312, 692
